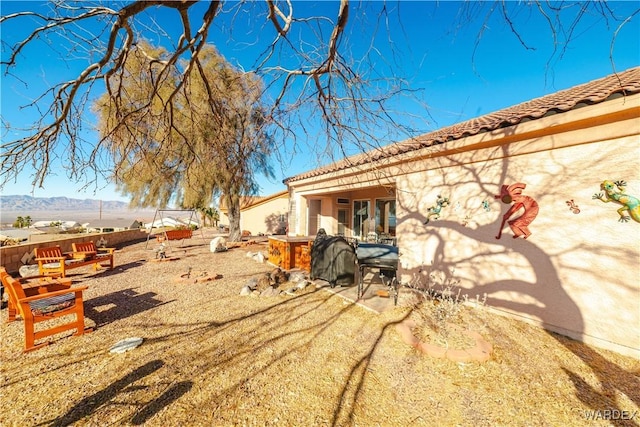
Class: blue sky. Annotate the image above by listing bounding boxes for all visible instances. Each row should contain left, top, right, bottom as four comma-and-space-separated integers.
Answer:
1, 1, 639, 204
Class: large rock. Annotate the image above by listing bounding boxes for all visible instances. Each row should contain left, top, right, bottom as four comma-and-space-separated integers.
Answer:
210, 237, 228, 253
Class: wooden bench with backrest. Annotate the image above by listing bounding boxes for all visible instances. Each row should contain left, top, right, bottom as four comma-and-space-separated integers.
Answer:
163, 229, 193, 240
72, 241, 116, 270
35, 243, 114, 277
0, 267, 92, 352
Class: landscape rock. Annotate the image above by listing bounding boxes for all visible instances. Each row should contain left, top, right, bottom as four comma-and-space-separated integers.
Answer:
109, 337, 143, 354
210, 237, 228, 253
246, 251, 266, 263
19, 265, 40, 278
269, 268, 289, 285
245, 277, 259, 290
260, 286, 281, 297
288, 271, 306, 283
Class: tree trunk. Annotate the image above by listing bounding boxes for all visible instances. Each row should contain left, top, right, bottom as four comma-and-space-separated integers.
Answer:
226, 194, 242, 242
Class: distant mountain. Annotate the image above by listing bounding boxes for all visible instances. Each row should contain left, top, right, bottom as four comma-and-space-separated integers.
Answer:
0, 195, 132, 211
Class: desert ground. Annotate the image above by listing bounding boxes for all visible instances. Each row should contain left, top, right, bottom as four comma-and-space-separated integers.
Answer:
1, 231, 638, 426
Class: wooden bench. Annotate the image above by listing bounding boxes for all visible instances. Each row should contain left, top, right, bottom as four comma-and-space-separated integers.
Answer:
163, 229, 193, 240
35, 243, 114, 278
72, 241, 115, 270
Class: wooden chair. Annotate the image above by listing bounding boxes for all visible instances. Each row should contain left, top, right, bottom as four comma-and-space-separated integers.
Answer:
1, 268, 92, 352
72, 241, 115, 270
1, 267, 72, 323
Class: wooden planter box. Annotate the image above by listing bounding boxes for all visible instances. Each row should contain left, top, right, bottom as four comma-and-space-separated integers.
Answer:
268, 237, 313, 271
295, 243, 312, 272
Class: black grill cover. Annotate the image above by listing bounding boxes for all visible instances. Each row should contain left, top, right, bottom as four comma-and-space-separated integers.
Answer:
310, 231, 356, 287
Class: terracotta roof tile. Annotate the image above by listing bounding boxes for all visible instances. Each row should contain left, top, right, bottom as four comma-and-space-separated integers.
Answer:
285, 67, 640, 183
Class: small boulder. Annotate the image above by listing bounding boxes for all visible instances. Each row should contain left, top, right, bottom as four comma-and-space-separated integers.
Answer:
260, 286, 280, 297
296, 280, 310, 290
270, 268, 290, 285
210, 237, 227, 253
289, 271, 307, 283
19, 265, 40, 278
245, 277, 259, 290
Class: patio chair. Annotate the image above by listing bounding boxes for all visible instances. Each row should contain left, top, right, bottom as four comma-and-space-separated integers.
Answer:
1, 267, 72, 323
1, 268, 92, 352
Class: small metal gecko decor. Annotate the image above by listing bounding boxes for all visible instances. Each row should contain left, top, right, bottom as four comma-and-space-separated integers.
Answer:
495, 182, 539, 239
592, 180, 640, 223
566, 199, 580, 214
424, 194, 450, 225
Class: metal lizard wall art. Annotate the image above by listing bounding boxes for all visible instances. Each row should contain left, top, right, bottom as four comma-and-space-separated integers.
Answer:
424, 194, 450, 225
495, 182, 539, 239
592, 180, 640, 223
566, 199, 580, 214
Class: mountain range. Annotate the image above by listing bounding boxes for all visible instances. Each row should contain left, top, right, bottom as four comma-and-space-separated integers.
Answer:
0, 195, 131, 211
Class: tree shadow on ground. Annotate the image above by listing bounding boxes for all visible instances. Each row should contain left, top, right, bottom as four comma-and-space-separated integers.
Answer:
42, 360, 194, 426
84, 288, 172, 327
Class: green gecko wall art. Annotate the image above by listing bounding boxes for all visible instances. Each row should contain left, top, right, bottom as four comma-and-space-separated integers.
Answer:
423, 195, 450, 225
592, 180, 640, 223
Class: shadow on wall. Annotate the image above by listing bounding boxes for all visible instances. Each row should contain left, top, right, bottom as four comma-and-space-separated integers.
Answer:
264, 213, 287, 235
395, 145, 639, 414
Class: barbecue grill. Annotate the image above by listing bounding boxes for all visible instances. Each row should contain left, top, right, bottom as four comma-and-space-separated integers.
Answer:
355, 243, 399, 305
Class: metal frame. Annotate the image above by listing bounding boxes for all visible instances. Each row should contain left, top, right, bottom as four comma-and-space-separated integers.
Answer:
144, 208, 205, 248
357, 263, 399, 305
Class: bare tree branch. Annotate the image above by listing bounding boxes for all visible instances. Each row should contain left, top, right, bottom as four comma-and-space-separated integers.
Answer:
1, 0, 636, 197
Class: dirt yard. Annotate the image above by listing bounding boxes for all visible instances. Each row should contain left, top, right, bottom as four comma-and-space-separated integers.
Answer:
1, 232, 638, 426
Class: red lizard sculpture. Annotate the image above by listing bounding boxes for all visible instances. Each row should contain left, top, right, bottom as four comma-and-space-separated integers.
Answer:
495, 183, 539, 239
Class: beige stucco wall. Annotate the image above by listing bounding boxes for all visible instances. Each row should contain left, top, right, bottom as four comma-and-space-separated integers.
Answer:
238, 196, 289, 235
396, 135, 640, 358
287, 94, 640, 357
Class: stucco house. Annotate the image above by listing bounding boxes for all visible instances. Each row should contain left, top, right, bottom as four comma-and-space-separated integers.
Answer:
84, 219, 143, 233
144, 216, 198, 230
219, 191, 289, 235
31, 220, 81, 229
284, 67, 640, 357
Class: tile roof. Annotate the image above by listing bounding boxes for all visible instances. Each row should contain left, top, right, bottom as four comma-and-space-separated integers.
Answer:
285, 66, 640, 184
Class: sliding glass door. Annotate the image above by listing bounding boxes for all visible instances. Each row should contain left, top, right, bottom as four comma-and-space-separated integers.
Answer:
375, 199, 396, 236
352, 200, 370, 239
